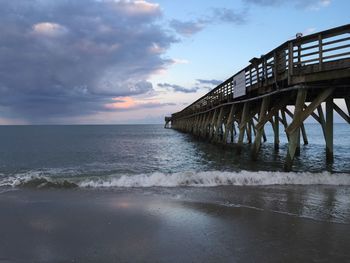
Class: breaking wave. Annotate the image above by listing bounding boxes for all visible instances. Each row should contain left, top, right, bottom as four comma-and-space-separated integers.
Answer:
1, 170, 350, 189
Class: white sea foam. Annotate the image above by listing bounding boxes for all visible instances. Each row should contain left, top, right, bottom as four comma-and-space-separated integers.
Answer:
1, 170, 350, 188
79, 171, 350, 188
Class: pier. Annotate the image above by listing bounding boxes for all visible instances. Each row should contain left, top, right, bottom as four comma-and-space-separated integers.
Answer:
166, 24, 350, 171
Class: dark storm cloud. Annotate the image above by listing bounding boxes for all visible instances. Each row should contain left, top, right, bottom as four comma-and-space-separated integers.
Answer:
243, 0, 330, 9
170, 7, 247, 37
196, 79, 222, 86
0, 0, 176, 122
157, 83, 199, 93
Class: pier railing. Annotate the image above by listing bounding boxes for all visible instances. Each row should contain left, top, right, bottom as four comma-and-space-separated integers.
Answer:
172, 24, 350, 120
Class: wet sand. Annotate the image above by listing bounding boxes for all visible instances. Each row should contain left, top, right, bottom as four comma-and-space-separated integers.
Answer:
0, 188, 349, 263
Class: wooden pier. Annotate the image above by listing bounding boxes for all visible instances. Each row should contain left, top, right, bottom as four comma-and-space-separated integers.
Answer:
166, 24, 350, 171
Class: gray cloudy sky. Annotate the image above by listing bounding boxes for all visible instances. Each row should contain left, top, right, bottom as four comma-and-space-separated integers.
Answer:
0, 0, 345, 124
0, 0, 177, 123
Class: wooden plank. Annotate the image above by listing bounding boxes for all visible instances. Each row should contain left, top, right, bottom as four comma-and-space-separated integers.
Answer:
295, 50, 319, 59
323, 36, 350, 46
323, 51, 350, 60
323, 43, 350, 53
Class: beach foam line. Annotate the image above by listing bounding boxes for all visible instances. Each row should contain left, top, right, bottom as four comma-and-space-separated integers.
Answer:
79, 171, 350, 187
1, 170, 350, 189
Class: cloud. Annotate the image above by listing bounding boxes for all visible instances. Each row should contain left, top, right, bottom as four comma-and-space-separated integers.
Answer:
157, 83, 199, 93
211, 8, 246, 24
169, 20, 206, 37
171, 58, 190, 64
170, 7, 246, 37
0, 0, 176, 123
32, 22, 68, 37
244, 0, 331, 10
105, 96, 175, 111
196, 79, 222, 86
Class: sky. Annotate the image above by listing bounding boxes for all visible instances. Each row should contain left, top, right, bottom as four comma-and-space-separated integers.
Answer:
0, 0, 349, 124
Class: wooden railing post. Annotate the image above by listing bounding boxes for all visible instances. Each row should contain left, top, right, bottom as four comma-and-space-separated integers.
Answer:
288, 41, 294, 85
318, 34, 323, 71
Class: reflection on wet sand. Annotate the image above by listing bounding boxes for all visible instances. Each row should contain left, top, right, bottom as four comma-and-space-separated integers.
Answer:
0, 188, 349, 262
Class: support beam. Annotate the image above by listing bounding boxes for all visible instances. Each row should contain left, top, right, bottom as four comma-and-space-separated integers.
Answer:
345, 98, 350, 115
252, 96, 270, 160
209, 109, 218, 139
285, 89, 307, 171
253, 116, 267, 143
317, 105, 327, 142
247, 121, 252, 144
232, 121, 237, 143
300, 123, 309, 145
214, 107, 224, 142
274, 112, 280, 150
251, 120, 257, 136
333, 102, 350, 124
197, 114, 205, 136
223, 105, 235, 143
237, 102, 250, 152
202, 112, 212, 138
286, 88, 334, 135
326, 97, 334, 163
281, 110, 290, 142
304, 104, 321, 123
285, 108, 308, 145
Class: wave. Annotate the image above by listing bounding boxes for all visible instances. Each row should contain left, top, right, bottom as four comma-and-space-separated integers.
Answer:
79, 171, 350, 187
1, 170, 350, 189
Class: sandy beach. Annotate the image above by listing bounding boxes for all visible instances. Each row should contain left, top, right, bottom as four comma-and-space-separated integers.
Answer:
1, 187, 349, 263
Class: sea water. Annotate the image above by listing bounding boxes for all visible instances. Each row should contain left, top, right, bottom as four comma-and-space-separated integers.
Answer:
0, 124, 350, 187
0, 124, 350, 224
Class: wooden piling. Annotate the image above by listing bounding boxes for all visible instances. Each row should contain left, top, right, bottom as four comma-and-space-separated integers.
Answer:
326, 96, 334, 162
237, 102, 250, 153
285, 89, 307, 171
274, 112, 280, 150
252, 97, 270, 160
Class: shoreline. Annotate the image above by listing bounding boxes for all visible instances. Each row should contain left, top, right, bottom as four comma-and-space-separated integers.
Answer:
1, 187, 349, 262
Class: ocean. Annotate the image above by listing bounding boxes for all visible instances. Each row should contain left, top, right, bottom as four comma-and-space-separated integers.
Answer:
1, 124, 350, 262
1, 123, 350, 187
